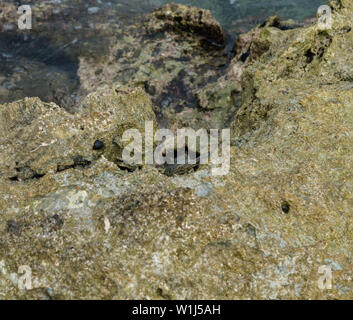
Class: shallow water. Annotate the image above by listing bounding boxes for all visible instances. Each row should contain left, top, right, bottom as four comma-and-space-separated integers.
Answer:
154, 0, 324, 29
0, 0, 324, 107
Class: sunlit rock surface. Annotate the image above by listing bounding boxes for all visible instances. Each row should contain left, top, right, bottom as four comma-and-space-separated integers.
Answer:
0, 0, 353, 299
0, 87, 156, 181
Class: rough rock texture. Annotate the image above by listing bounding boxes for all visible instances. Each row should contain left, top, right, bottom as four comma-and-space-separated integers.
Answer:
150, 0, 324, 32
0, 86, 156, 181
146, 3, 225, 44
1, 0, 353, 300
1, 1, 235, 129
79, 3, 235, 131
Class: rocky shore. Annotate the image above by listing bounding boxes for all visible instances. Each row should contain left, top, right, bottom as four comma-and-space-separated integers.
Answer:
0, 0, 353, 299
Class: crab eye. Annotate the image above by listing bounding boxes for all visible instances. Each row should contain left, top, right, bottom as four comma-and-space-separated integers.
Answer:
93, 140, 104, 150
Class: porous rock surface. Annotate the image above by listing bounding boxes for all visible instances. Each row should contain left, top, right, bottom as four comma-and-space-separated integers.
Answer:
1, 0, 353, 299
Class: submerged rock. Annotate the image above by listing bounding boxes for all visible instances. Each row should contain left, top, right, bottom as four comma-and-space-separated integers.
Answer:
1, 1, 235, 129
76, 3, 240, 130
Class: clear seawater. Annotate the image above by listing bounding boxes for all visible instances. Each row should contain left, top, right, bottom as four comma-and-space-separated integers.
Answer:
0, 0, 326, 106
151, 0, 325, 28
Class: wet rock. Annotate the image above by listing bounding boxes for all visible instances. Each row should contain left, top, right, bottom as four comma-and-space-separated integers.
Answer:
0, 0, 155, 110
0, 2, 240, 130
146, 3, 225, 45
78, 3, 231, 130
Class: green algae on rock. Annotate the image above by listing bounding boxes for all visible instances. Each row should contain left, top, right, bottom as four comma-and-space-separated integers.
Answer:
78, 3, 234, 131
145, 3, 225, 44
1, 1, 238, 130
